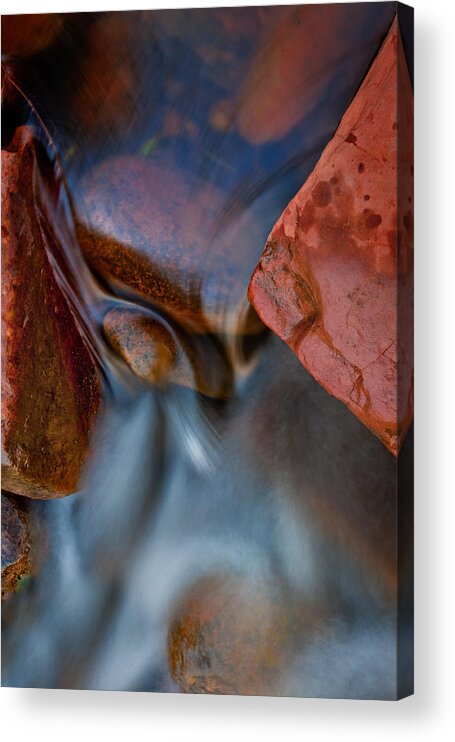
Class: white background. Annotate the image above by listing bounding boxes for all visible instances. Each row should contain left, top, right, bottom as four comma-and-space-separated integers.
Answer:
1, 0, 454, 739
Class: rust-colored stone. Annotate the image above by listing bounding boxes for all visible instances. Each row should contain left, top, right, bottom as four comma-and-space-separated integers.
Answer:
168, 574, 299, 696
1, 126, 101, 498
103, 304, 234, 399
1, 14, 63, 58
75, 158, 263, 336
104, 306, 177, 384
248, 19, 413, 456
1, 492, 31, 599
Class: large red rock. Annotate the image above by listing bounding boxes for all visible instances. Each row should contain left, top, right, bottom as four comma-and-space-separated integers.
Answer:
2, 126, 101, 498
248, 19, 413, 456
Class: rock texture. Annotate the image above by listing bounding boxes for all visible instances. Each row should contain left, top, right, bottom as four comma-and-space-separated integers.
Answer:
168, 574, 296, 695
75, 158, 263, 336
2, 126, 101, 498
248, 19, 413, 456
1, 492, 31, 599
103, 304, 234, 399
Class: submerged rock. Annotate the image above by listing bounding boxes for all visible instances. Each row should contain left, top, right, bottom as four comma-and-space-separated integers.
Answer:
1, 492, 31, 599
1, 126, 101, 498
75, 157, 264, 337
233, 3, 395, 145
168, 574, 294, 696
248, 19, 413, 456
103, 304, 234, 399
104, 305, 178, 384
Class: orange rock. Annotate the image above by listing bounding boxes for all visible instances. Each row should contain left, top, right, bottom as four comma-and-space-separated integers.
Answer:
104, 306, 177, 384
103, 304, 234, 399
248, 19, 413, 456
1, 13, 63, 58
76, 158, 263, 336
2, 126, 101, 498
1, 492, 31, 599
168, 574, 298, 695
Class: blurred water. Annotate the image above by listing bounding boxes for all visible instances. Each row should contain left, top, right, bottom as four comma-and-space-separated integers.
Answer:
2, 4, 411, 698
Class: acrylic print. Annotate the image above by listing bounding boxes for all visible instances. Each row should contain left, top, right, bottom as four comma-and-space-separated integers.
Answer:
1, 3, 414, 699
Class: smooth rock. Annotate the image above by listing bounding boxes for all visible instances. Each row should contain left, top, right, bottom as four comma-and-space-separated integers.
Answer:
104, 306, 177, 384
103, 304, 234, 399
248, 19, 413, 456
76, 157, 264, 336
2, 126, 101, 498
168, 574, 296, 696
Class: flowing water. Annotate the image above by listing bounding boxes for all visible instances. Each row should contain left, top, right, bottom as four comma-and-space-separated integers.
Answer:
2, 4, 412, 698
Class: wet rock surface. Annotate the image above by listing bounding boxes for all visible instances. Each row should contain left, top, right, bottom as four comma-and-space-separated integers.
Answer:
1, 126, 101, 498
248, 19, 413, 456
103, 306, 178, 385
75, 157, 265, 337
103, 304, 234, 399
1, 492, 31, 599
168, 574, 303, 696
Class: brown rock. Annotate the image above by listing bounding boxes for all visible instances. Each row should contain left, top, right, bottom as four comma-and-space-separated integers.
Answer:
75, 158, 264, 336
1, 492, 31, 599
248, 19, 413, 456
2, 126, 101, 498
168, 574, 299, 696
1, 13, 63, 58
104, 306, 177, 384
103, 304, 234, 399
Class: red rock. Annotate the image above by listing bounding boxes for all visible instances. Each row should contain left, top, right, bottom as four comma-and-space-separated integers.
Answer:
2, 126, 101, 498
1, 13, 63, 58
1, 492, 31, 599
75, 158, 263, 336
248, 19, 413, 456
103, 304, 234, 399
